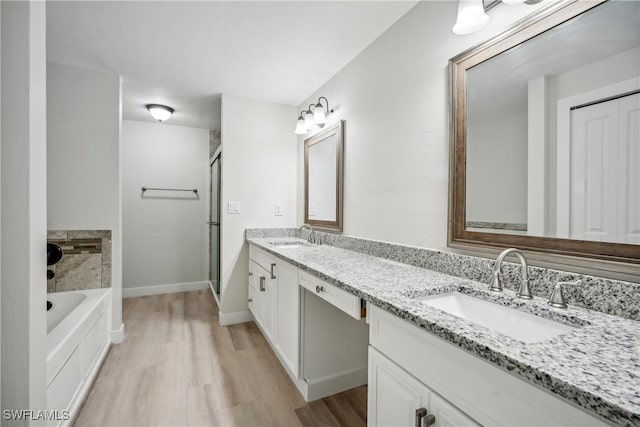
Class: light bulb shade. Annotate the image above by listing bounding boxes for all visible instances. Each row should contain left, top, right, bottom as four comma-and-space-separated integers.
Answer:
294, 118, 307, 134
313, 104, 327, 125
452, 0, 489, 35
304, 111, 315, 130
146, 104, 174, 122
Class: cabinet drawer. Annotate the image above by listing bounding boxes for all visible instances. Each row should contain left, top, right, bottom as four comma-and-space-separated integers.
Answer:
368, 306, 607, 427
249, 245, 277, 278
299, 270, 362, 320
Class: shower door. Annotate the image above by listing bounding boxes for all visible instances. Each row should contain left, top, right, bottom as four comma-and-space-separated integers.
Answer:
209, 153, 221, 295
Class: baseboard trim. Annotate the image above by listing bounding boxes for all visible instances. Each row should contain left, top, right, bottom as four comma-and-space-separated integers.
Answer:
305, 365, 368, 401
111, 323, 125, 344
208, 281, 221, 309
122, 281, 209, 298
219, 310, 254, 326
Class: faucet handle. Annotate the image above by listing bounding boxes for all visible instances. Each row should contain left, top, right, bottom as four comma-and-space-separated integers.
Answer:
548, 279, 582, 309
489, 270, 503, 292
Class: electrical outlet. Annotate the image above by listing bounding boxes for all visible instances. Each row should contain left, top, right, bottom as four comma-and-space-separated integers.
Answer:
228, 201, 241, 214
309, 204, 316, 217
274, 203, 283, 216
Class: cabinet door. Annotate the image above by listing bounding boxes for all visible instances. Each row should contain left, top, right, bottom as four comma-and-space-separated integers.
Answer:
430, 392, 479, 427
252, 266, 269, 329
275, 261, 300, 376
369, 347, 429, 427
264, 275, 278, 344
369, 347, 479, 427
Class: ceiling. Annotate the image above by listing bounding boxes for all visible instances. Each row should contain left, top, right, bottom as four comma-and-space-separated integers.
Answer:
47, 1, 418, 130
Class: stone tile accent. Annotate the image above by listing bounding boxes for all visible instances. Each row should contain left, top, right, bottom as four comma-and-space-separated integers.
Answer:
55, 253, 102, 291
47, 230, 112, 292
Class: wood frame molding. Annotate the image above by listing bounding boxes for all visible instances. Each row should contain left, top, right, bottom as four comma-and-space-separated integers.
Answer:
448, 0, 640, 265
304, 120, 344, 232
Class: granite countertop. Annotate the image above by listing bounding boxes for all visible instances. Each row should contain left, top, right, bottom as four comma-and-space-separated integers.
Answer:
247, 236, 640, 427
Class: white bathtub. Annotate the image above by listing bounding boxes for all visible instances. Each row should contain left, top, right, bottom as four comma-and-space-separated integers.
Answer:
47, 289, 112, 427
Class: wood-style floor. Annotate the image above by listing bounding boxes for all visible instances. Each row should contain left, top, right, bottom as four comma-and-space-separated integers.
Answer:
74, 290, 367, 427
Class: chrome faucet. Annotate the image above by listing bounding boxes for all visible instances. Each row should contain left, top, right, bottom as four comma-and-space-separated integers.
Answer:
490, 248, 532, 299
298, 223, 316, 244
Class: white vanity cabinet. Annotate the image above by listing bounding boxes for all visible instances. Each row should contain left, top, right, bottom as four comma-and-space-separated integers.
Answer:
248, 243, 368, 402
369, 347, 478, 427
248, 258, 276, 342
275, 259, 300, 376
249, 246, 298, 374
368, 305, 609, 427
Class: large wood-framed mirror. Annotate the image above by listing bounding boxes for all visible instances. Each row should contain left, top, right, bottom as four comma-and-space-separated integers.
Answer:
449, 0, 639, 264
304, 120, 344, 231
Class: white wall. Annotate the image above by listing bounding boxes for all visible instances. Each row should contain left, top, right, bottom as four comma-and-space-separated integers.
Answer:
467, 111, 528, 224
1, 1, 48, 417
46, 62, 124, 336
122, 120, 209, 289
220, 95, 297, 320
296, 1, 546, 249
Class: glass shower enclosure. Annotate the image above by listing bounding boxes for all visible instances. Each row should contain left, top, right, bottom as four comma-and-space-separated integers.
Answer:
209, 153, 221, 295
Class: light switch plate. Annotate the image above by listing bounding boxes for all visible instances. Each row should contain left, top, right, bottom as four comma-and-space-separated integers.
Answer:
274, 203, 283, 216
228, 201, 241, 214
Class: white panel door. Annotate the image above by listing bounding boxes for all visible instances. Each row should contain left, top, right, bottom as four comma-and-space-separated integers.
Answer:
617, 93, 640, 243
569, 100, 618, 241
568, 93, 640, 243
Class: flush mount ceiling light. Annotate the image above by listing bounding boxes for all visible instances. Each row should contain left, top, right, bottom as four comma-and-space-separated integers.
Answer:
453, 0, 543, 35
294, 97, 334, 135
146, 104, 174, 122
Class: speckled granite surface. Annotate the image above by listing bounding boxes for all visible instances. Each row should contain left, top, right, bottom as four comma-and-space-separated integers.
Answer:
247, 235, 640, 427
246, 228, 640, 321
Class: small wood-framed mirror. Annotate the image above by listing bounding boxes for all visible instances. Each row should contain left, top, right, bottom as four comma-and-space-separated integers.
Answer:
449, 0, 640, 265
304, 120, 344, 231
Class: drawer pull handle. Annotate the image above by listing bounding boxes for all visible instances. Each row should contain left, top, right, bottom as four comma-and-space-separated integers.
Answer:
270, 263, 276, 279
415, 408, 436, 427
248, 298, 253, 303
248, 272, 253, 277
315, 285, 324, 294
260, 277, 266, 292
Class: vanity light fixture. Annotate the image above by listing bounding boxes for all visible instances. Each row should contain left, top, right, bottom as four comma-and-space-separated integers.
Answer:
146, 104, 174, 122
453, 0, 489, 35
294, 112, 308, 135
304, 107, 316, 130
453, 0, 543, 35
313, 97, 331, 125
294, 96, 334, 135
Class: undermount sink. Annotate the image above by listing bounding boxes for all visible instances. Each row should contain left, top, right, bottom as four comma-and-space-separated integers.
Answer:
269, 240, 311, 248
415, 292, 576, 343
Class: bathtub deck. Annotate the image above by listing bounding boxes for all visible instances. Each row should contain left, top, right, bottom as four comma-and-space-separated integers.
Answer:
73, 290, 366, 427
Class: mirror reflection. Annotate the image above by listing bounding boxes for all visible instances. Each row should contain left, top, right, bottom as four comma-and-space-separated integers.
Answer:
304, 120, 344, 231
465, 0, 639, 244
308, 134, 337, 221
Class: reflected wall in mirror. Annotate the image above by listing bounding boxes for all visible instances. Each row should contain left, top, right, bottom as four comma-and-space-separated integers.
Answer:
304, 120, 344, 231
450, 0, 639, 263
